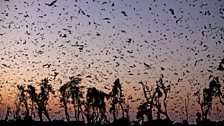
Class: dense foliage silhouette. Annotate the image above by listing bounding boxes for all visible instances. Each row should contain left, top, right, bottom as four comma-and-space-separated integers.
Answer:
0, 72, 223, 126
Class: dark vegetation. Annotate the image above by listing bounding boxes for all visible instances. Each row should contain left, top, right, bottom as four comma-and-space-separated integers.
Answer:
0, 60, 224, 126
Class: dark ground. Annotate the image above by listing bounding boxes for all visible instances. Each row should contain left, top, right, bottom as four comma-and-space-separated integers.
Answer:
1, 119, 224, 126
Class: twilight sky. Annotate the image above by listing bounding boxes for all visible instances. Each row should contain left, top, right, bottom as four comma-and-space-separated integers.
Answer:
0, 0, 224, 123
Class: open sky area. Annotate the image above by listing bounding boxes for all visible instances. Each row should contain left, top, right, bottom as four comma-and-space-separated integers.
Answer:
0, 0, 224, 124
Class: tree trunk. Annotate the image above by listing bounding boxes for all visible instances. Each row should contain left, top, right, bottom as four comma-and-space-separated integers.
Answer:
163, 93, 170, 120
31, 101, 34, 120
119, 101, 125, 118
74, 104, 77, 121
43, 105, 51, 122
24, 101, 30, 118
78, 105, 85, 122
63, 101, 70, 122
112, 104, 116, 121
38, 106, 43, 122
77, 104, 80, 121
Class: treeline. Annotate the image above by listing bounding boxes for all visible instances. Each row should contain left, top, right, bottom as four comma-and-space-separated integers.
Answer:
6, 77, 130, 125
1, 57, 224, 126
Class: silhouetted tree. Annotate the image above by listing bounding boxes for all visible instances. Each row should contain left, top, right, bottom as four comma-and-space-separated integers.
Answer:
85, 87, 109, 124
27, 78, 54, 122
138, 81, 156, 122
15, 85, 30, 120
109, 79, 127, 121
217, 58, 224, 104
59, 83, 70, 122
195, 76, 222, 121
196, 112, 202, 125
59, 76, 84, 122
137, 74, 171, 123
154, 74, 171, 121
136, 102, 150, 123
68, 76, 83, 121
26, 85, 35, 120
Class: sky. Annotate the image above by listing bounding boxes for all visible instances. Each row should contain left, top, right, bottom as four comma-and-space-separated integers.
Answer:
0, 0, 224, 123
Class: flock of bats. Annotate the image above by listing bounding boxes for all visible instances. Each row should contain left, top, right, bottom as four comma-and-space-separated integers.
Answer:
0, 0, 223, 122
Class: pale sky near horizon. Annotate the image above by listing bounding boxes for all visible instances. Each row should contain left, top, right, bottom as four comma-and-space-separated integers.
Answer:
0, 0, 224, 123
